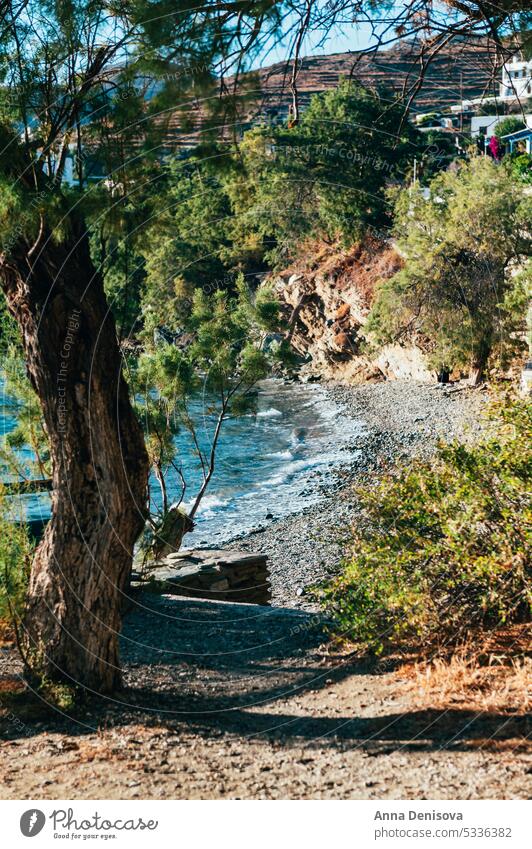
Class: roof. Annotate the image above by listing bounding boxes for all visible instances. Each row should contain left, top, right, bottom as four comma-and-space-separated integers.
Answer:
501, 127, 532, 141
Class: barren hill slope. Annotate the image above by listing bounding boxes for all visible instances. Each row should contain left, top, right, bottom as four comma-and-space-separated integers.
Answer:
159, 36, 500, 150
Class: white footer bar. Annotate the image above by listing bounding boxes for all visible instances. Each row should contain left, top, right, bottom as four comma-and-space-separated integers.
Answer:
1, 799, 530, 849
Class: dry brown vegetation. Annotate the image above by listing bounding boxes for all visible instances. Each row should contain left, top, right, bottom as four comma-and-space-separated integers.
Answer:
281, 236, 403, 306
397, 625, 532, 715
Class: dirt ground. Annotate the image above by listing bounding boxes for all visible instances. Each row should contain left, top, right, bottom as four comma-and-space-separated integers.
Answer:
1, 594, 530, 800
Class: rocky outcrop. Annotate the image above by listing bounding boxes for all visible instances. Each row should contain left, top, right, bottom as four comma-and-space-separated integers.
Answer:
131, 549, 271, 605
274, 239, 435, 383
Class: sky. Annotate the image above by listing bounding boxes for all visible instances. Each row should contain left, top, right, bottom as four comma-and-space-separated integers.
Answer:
252, 17, 381, 70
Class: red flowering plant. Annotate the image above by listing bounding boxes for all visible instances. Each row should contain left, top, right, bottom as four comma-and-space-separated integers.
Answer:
488, 135, 503, 160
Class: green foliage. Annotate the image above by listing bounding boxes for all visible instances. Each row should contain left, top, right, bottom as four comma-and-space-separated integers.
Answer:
416, 112, 440, 127
320, 399, 532, 652
140, 151, 237, 332
0, 302, 49, 480
187, 275, 278, 387
130, 275, 286, 522
88, 198, 147, 340
230, 81, 420, 266
0, 306, 45, 628
367, 157, 531, 375
416, 129, 463, 181
130, 342, 194, 517
0, 492, 32, 626
138, 81, 422, 324
102, 245, 146, 339
494, 117, 526, 139
0, 0, 279, 330
507, 152, 532, 185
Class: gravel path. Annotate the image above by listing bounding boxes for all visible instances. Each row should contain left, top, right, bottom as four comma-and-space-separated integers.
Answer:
231, 380, 491, 608
3, 379, 520, 802
1, 594, 529, 799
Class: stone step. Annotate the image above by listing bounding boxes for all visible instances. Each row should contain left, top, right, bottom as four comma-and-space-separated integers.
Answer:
130, 547, 271, 605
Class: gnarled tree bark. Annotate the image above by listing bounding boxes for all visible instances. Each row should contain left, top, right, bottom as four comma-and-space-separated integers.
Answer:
0, 214, 149, 693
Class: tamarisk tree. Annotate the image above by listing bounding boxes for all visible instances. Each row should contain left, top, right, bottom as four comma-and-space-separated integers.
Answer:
0, 0, 281, 692
367, 158, 531, 381
132, 277, 287, 561
0, 0, 530, 693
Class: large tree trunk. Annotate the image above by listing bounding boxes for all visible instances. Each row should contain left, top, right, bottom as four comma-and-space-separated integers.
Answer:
0, 215, 149, 693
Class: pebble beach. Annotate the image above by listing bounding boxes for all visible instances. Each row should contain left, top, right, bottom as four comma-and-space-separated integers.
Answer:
232, 380, 491, 608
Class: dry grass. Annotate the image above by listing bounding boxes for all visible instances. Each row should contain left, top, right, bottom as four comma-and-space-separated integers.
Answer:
397, 625, 531, 715
0, 618, 16, 646
282, 236, 403, 306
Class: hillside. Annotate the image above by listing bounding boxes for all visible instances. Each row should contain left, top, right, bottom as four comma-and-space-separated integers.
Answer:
259, 36, 499, 114
159, 36, 500, 151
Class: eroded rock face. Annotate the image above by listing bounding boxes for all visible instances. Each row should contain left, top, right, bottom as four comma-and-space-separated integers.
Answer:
274, 240, 434, 383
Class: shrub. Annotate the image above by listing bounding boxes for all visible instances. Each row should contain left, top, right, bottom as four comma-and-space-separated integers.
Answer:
319, 399, 531, 653
507, 152, 532, 185
493, 116, 526, 139
367, 158, 531, 381
0, 494, 32, 630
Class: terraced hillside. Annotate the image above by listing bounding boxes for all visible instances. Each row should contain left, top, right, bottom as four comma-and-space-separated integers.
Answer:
157, 36, 500, 151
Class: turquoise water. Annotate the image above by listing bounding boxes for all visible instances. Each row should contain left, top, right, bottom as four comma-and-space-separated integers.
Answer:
1, 378, 363, 545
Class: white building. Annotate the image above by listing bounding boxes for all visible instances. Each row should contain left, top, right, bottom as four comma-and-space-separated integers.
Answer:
471, 114, 532, 138
499, 55, 532, 101
451, 53, 532, 115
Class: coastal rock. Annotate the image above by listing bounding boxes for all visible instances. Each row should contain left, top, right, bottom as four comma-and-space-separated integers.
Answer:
131, 548, 271, 605
272, 238, 434, 383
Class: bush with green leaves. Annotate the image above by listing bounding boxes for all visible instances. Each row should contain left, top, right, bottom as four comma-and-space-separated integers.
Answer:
319, 399, 531, 653
139, 150, 238, 333
0, 493, 32, 627
493, 116, 526, 139
417, 129, 465, 181
367, 157, 531, 381
230, 80, 420, 266
507, 152, 532, 185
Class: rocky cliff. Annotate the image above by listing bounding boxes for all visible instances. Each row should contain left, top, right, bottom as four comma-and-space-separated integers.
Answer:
273, 239, 434, 383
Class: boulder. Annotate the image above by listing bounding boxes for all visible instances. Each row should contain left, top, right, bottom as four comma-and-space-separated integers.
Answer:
131, 548, 271, 605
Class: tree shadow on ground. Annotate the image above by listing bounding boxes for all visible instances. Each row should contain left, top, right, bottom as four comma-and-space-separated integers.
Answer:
1, 594, 529, 752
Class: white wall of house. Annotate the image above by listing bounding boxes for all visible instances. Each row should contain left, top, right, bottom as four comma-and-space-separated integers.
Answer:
471, 114, 532, 137
471, 116, 500, 136
499, 56, 532, 101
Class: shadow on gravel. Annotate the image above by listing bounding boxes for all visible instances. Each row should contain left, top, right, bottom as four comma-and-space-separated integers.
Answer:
1, 595, 529, 751
118, 696, 530, 752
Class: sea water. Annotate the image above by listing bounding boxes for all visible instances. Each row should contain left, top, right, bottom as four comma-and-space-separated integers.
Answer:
0, 378, 363, 545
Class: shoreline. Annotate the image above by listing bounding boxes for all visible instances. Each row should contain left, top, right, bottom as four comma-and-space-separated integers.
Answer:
230, 379, 491, 609
3, 380, 528, 804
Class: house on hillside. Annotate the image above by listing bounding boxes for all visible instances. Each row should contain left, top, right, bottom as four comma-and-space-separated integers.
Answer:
471, 114, 532, 139
452, 51, 532, 119
499, 54, 532, 101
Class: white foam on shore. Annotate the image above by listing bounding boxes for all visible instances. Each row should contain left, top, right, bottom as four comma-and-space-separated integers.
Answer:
255, 407, 283, 418
185, 380, 364, 546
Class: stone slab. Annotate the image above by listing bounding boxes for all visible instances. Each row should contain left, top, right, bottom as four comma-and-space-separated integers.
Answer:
131, 547, 270, 605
